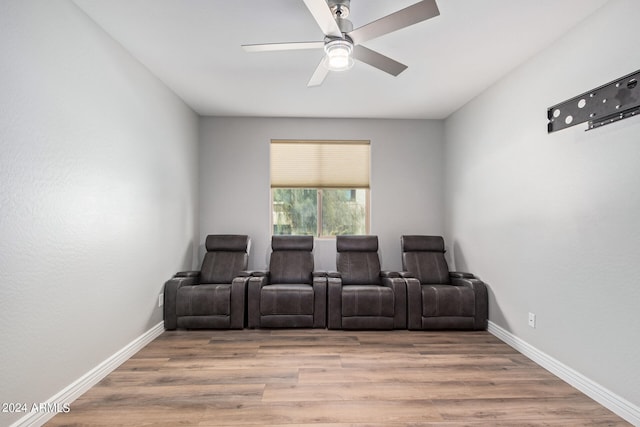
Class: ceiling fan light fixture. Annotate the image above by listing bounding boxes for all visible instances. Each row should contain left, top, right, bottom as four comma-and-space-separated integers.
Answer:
324, 39, 354, 71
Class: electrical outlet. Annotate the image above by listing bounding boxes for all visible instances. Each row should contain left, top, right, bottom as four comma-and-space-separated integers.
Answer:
528, 312, 536, 328
158, 293, 164, 308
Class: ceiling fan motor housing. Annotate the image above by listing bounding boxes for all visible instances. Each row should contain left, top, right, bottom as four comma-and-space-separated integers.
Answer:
328, 0, 353, 33
328, 0, 350, 18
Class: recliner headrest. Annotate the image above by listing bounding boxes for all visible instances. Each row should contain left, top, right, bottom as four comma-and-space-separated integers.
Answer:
272, 235, 313, 251
205, 234, 250, 252
336, 235, 378, 252
401, 235, 445, 253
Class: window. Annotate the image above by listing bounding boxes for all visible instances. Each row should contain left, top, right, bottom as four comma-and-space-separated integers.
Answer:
271, 140, 370, 237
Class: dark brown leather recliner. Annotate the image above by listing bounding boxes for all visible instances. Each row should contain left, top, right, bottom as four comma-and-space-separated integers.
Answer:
328, 235, 406, 330
247, 235, 326, 328
402, 235, 487, 330
163, 234, 251, 330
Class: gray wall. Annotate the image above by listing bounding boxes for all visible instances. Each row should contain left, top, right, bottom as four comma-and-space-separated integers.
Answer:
0, 1, 199, 425
199, 117, 445, 272
444, 0, 640, 407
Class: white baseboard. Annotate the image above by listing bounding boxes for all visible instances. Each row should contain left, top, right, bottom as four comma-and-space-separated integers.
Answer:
487, 321, 640, 426
11, 321, 165, 427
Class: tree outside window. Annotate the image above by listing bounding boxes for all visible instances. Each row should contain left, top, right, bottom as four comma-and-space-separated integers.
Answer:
272, 188, 368, 237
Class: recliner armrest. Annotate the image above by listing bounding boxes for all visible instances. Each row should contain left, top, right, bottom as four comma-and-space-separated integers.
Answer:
380, 270, 400, 278
327, 276, 342, 329
237, 270, 268, 277
312, 274, 328, 328
449, 271, 475, 279
174, 270, 200, 278
398, 271, 415, 279
380, 276, 408, 329
247, 275, 270, 328
450, 276, 488, 330
163, 275, 201, 330
249, 270, 268, 277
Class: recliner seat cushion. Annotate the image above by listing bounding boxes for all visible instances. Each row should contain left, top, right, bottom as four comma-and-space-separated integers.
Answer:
421, 285, 475, 317
342, 285, 394, 317
176, 284, 231, 316
260, 284, 314, 315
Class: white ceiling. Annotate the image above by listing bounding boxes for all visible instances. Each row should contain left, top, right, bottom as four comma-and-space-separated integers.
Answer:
73, 0, 609, 119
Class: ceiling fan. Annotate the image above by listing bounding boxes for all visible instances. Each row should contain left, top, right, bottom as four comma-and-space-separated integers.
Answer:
241, 0, 440, 87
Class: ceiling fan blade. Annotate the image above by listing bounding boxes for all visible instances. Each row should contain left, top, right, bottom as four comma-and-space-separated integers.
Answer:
307, 57, 330, 87
242, 41, 324, 52
302, 0, 342, 38
348, 0, 440, 45
353, 45, 407, 76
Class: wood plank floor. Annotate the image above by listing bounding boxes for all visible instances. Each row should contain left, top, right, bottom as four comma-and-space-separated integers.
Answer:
47, 329, 630, 426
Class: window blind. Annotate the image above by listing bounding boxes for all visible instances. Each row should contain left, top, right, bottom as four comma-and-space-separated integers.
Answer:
270, 140, 370, 189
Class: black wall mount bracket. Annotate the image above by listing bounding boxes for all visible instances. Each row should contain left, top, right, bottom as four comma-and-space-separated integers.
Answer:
547, 69, 640, 133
